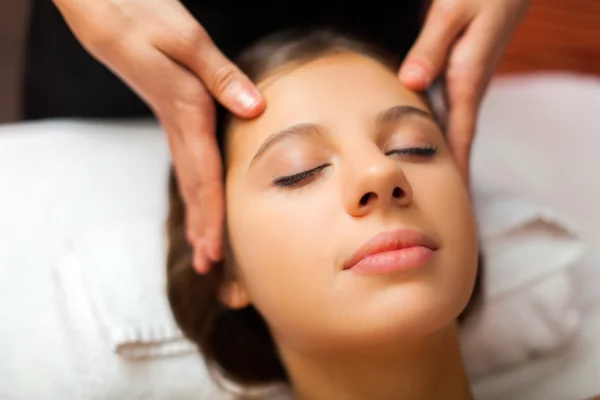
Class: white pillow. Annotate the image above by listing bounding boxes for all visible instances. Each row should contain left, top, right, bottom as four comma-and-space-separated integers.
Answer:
461, 184, 584, 378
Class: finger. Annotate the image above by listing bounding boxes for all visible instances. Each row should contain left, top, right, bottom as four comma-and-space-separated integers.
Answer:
446, 70, 476, 179
168, 94, 224, 260
153, 16, 265, 118
183, 123, 224, 263
174, 161, 214, 273
122, 45, 225, 267
169, 128, 222, 270
171, 153, 205, 246
165, 112, 224, 265
445, 14, 505, 179
193, 240, 210, 274
165, 119, 212, 272
198, 43, 266, 118
400, 0, 474, 90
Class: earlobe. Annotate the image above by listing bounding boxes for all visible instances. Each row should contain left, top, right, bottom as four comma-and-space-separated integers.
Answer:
219, 280, 252, 309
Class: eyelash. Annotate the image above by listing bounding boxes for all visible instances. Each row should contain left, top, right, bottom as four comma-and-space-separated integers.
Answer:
273, 164, 330, 187
385, 144, 438, 157
273, 145, 438, 188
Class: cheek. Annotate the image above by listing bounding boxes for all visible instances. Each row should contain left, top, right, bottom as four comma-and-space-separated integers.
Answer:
408, 161, 478, 306
225, 183, 339, 331
420, 170, 475, 242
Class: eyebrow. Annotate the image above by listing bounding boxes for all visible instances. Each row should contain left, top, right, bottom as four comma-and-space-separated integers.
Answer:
250, 122, 323, 165
376, 105, 435, 126
250, 105, 435, 166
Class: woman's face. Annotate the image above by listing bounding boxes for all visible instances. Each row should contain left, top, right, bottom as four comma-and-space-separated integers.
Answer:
224, 53, 478, 351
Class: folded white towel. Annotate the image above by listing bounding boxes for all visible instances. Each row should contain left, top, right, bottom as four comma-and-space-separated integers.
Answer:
65, 219, 196, 360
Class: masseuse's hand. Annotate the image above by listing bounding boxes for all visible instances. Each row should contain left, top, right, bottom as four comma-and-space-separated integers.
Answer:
52, 0, 265, 272
399, 0, 531, 177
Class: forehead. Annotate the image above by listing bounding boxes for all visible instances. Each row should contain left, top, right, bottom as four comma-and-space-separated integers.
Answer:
226, 53, 429, 160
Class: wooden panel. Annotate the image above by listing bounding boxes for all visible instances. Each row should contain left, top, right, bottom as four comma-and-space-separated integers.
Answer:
497, 0, 600, 75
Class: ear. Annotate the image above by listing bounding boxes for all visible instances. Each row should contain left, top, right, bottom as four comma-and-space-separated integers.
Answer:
219, 279, 251, 309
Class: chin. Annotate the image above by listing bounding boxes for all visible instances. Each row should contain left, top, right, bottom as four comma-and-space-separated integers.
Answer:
347, 286, 468, 343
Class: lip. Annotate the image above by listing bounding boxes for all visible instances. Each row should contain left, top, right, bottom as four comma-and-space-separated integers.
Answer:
343, 229, 439, 274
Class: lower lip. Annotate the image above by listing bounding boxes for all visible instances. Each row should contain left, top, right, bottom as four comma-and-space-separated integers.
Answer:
347, 246, 434, 275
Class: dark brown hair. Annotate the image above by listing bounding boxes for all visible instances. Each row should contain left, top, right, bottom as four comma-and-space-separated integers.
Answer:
166, 28, 482, 390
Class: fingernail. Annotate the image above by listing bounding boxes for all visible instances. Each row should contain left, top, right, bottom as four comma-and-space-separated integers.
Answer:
225, 81, 259, 112
402, 65, 429, 86
205, 238, 223, 262
193, 243, 209, 274
237, 88, 260, 110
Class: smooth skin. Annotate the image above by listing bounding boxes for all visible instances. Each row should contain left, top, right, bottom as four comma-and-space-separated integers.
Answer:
52, 0, 531, 272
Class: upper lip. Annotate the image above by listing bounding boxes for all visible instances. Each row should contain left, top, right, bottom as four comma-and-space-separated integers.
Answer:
343, 229, 439, 270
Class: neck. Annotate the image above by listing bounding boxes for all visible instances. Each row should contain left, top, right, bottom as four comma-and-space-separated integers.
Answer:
279, 323, 472, 400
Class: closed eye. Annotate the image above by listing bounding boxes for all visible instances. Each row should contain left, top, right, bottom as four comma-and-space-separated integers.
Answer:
273, 164, 330, 188
385, 145, 438, 157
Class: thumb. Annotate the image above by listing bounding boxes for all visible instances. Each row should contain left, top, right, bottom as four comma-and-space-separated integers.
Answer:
400, 1, 472, 90
196, 43, 266, 118
159, 23, 266, 118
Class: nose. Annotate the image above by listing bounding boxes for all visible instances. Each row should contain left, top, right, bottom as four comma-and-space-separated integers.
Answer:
343, 149, 413, 217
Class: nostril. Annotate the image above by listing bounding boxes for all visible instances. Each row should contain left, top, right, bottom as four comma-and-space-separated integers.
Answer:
359, 192, 376, 206
392, 187, 404, 198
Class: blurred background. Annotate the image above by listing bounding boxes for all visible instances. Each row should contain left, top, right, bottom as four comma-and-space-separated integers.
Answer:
1, 0, 599, 124
0, 0, 29, 123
